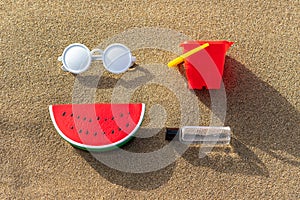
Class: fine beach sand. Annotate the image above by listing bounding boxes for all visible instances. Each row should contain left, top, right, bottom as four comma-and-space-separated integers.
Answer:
1, 0, 299, 199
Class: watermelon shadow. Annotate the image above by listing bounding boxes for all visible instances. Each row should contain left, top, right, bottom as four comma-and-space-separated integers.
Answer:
76, 65, 154, 89
74, 128, 176, 191
182, 56, 299, 175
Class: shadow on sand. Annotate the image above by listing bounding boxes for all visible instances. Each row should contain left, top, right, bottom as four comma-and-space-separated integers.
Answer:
76, 56, 299, 190
182, 56, 299, 176
75, 129, 176, 191
76, 65, 154, 89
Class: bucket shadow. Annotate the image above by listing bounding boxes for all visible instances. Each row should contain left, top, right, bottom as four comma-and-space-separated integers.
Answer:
184, 56, 299, 175
75, 128, 176, 191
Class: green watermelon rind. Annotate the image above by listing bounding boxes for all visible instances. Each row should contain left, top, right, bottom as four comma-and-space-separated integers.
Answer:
49, 104, 145, 151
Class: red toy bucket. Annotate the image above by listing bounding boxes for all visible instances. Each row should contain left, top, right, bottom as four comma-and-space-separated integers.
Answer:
180, 41, 233, 89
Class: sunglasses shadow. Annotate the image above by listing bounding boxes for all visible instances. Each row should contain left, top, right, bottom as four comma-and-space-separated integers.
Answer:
76, 65, 154, 90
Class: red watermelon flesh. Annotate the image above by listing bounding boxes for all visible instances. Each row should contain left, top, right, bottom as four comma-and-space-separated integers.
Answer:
49, 103, 145, 151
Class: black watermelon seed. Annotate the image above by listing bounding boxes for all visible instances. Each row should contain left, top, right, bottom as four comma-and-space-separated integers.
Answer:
120, 113, 124, 117
103, 132, 106, 134
94, 132, 97, 136
77, 116, 80, 119
83, 117, 86, 121
112, 117, 114, 120
118, 128, 122, 131
86, 130, 89, 135
70, 113, 73, 117
79, 129, 82, 133
70, 126, 74, 130
126, 123, 129, 127
111, 130, 114, 134
97, 116, 100, 120
89, 119, 92, 122
62, 112, 66, 116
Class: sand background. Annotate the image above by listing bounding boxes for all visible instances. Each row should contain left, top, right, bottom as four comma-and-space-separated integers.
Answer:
1, 0, 299, 199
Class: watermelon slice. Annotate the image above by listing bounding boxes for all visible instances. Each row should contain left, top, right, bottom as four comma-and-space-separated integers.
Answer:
49, 103, 145, 151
